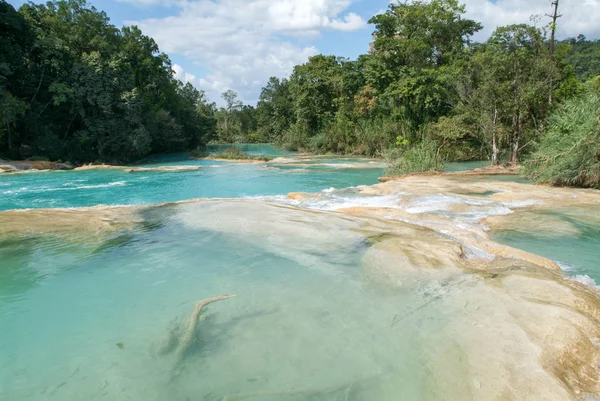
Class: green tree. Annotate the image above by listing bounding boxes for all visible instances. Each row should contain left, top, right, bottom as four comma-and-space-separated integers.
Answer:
482, 24, 557, 163
0, 0, 215, 163
286, 55, 345, 148
215, 90, 243, 142
0, 0, 33, 154
562, 35, 600, 81
255, 77, 294, 143
367, 0, 482, 131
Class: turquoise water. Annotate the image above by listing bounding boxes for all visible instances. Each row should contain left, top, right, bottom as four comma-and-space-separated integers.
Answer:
443, 161, 532, 184
0, 201, 451, 401
206, 143, 296, 157
492, 211, 600, 283
0, 147, 384, 211
1, 145, 600, 400
444, 160, 489, 172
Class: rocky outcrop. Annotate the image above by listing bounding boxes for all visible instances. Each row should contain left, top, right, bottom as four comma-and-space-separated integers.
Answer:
0, 164, 17, 172
0, 205, 151, 243
73, 164, 126, 171
124, 166, 202, 173
201, 157, 270, 163
0, 160, 73, 172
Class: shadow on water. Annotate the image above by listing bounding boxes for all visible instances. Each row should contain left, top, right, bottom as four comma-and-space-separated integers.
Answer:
0, 238, 39, 305
92, 203, 189, 255
0, 236, 98, 305
461, 190, 499, 197
176, 308, 282, 364
0, 204, 184, 305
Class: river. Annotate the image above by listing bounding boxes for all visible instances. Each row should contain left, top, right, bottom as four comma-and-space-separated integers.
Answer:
1, 145, 599, 401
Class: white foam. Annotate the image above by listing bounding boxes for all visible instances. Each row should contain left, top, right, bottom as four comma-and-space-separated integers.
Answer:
557, 262, 600, 291
3, 181, 127, 195
250, 195, 296, 205
302, 194, 400, 211
2, 187, 30, 195
73, 181, 126, 190
504, 200, 541, 208
569, 275, 600, 290
404, 195, 513, 219
557, 261, 579, 272
404, 195, 478, 214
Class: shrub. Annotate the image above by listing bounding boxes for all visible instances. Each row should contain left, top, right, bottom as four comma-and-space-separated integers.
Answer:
190, 149, 209, 158
27, 156, 50, 162
280, 124, 309, 151
523, 90, 600, 188
196, 148, 272, 162
358, 118, 412, 157
386, 140, 445, 176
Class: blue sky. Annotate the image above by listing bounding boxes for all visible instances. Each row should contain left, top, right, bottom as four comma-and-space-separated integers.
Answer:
8, 0, 600, 105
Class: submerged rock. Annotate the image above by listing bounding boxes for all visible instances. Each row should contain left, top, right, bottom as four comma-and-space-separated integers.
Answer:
0, 205, 148, 242
124, 166, 202, 173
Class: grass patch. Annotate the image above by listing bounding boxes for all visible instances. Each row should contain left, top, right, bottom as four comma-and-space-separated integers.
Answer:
192, 148, 273, 162
386, 140, 445, 176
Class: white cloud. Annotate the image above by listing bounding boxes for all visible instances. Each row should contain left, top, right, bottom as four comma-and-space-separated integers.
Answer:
172, 63, 184, 80
184, 72, 196, 84
329, 12, 366, 31
172, 64, 198, 85
115, 0, 184, 6
383, 0, 600, 40
460, 0, 600, 41
126, 0, 600, 105
126, 0, 367, 104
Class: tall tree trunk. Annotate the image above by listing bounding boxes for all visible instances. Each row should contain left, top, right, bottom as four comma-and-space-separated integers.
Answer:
549, 0, 560, 57
30, 66, 45, 104
492, 108, 499, 165
492, 133, 499, 165
511, 112, 522, 164
510, 106, 521, 164
511, 133, 520, 164
511, 60, 521, 165
548, 0, 561, 105
6, 122, 12, 152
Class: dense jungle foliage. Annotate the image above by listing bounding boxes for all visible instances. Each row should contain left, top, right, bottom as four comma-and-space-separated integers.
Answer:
0, 0, 215, 163
523, 80, 600, 188
211, 0, 598, 185
1, 0, 599, 187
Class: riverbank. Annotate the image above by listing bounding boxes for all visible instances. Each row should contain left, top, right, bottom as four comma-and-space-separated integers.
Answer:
379, 164, 520, 182
75, 164, 204, 172
0, 161, 206, 174
192, 148, 274, 163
